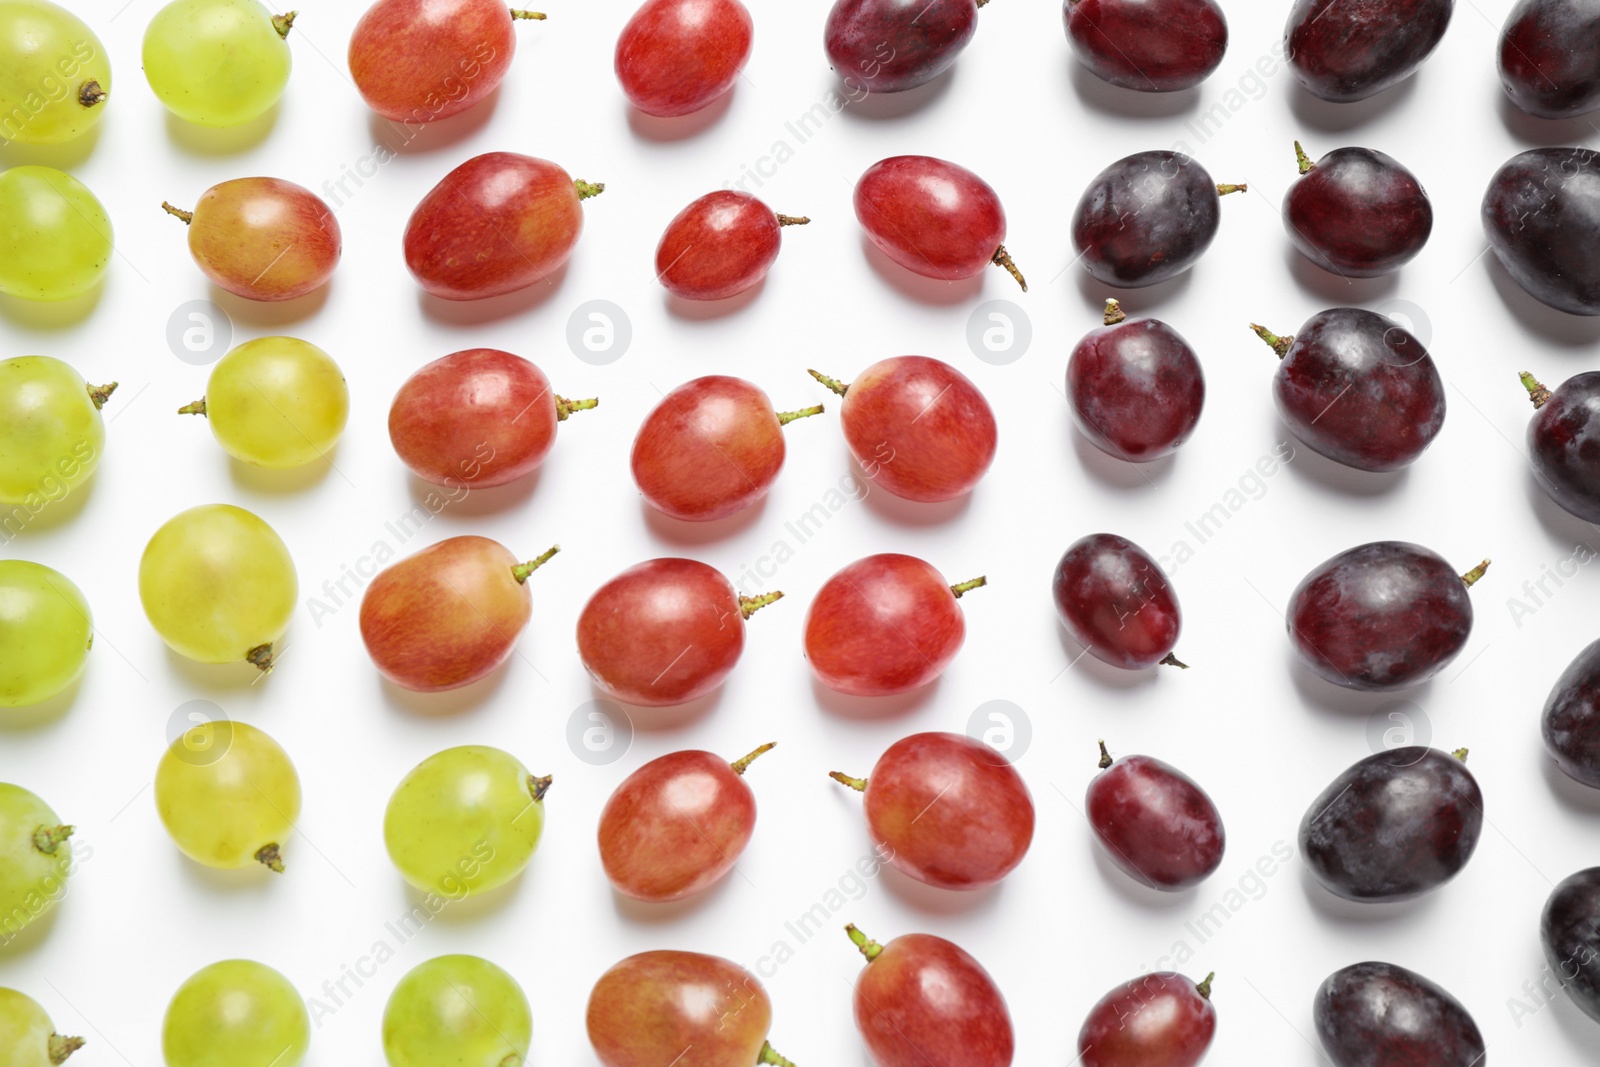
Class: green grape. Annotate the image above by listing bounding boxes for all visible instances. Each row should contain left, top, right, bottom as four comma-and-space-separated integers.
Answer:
162, 960, 308, 1067
181, 337, 348, 469
0, 560, 91, 707
0, 356, 114, 507
138, 504, 297, 671
0, 0, 112, 145
384, 955, 531, 1067
155, 720, 300, 872
0, 783, 72, 939
142, 0, 293, 128
0, 987, 84, 1066
384, 746, 550, 898
0, 166, 112, 301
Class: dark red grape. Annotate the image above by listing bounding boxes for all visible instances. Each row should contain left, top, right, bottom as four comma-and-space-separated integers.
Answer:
1500, 0, 1600, 118
1288, 542, 1485, 692
1300, 746, 1483, 903
1543, 638, 1600, 787
1067, 299, 1204, 462
1483, 147, 1600, 315
1253, 308, 1445, 473
1285, 0, 1452, 102
1542, 867, 1600, 1023
656, 192, 808, 301
1078, 972, 1216, 1067
1283, 143, 1432, 278
1064, 0, 1227, 92
1053, 533, 1184, 671
1314, 961, 1485, 1067
1086, 742, 1224, 891
825, 0, 981, 94
1522, 370, 1600, 521
615, 0, 753, 117
1071, 151, 1242, 288
855, 156, 1026, 289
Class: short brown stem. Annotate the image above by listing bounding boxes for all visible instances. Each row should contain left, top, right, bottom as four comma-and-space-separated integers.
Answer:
1161, 652, 1189, 669
32, 824, 74, 855
178, 399, 207, 416
1216, 183, 1247, 195
775, 214, 810, 227
1102, 298, 1126, 326
845, 923, 884, 961
1097, 740, 1113, 769
271, 11, 296, 37
555, 395, 598, 421
1250, 323, 1293, 358
776, 404, 823, 426
1460, 560, 1490, 588
78, 80, 106, 109
950, 576, 987, 598
992, 244, 1027, 291
528, 774, 553, 801
1521, 371, 1552, 409
87, 382, 117, 409
255, 844, 285, 873
739, 591, 783, 619
730, 743, 776, 775
512, 545, 560, 583
49, 1035, 85, 1065
162, 202, 194, 225
829, 771, 867, 792
246, 643, 275, 672
574, 179, 605, 200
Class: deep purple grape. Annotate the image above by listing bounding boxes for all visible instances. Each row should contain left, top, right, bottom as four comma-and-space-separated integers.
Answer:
1254, 308, 1445, 473
1283, 143, 1432, 277
1086, 743, 1225, 891
1483, 147, 1600, 316
1063, 0, 1227, 92
1300, 746, 1483, 903
1071, 150, 1243, 289
1542, 867, 1600, 1023
1052, 533, 1184, 671
1314, 962, 1485, 1066
1285, 0, 1453, 102
1067, 299, 1204, 462
824, 0, 979, 93
1545, 638, 1600, 787
1522, 371, 1600, 521
1500, 0, 1600, 118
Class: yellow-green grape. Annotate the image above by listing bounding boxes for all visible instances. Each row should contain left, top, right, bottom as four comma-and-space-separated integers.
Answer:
0, 356, 114, 507
0, 0, 111, 145
142, 0, 293, 128
0, 987, 84, 1066
155, 720, 300, 872
162, 960, 308, 1067
139, 504, 296, 671
0, 783, 72, 938
0, 166, 112, 301
182, 337, 348, 468
384, 746, 550, 898
0, 560, 90, 707
383, 955, 531, 1067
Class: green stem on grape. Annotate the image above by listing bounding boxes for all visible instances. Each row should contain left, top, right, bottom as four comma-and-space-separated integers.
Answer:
829, 771, 868, 792
1160, 652, 1189, 669
574, 179, 606, 200
757, 1041, 797, 1066
1196, 972, 1215, 999
246, 643, 275, 672
1294, 140, 1314, 175
178, 398, 208, 417
161, 202, 194, 225
271, 11, 297, 38
1103, 298, 1126, 326
32, 824, 74, 856
739, 591, 784, 619
776, 404, 824, 426
255, 843, 285, 873
48, 1034, 84, 1065
807, 369, 850, 397
78, 80, 107, 109
555, 395, 598, 421
775, 214, 810, 227
1097, 740, 1114, 770
1521, 371, 1553, 409
1216, 182, 1247, 195
1453, 747, 1469, 763
86, 382, 118, 410
528, 774, 554, 802
1460, 560, 1491, 588
730, 742, 777, 775
1250, 323, 1293, 358
991, 245, 1027, 291
511, 545, 561, 583
950, 575, 987, 598
845, 923, 884, 962
510, 8, 547, 18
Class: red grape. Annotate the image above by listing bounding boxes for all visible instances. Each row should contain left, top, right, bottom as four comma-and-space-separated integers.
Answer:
1315, 962, 1485, 1065
1078, 972, 1216, 1067
1065, 0, 1227, 92
1483, 148, 1600, 316
1523, 371, 1600, 521
1286, 0, 1452, 102
163, 179, 339, 302
1543, 637, 1600, 788
854, 156, 1026, 289
825, 0, 981, 93
1284, 142, 1432, 278
1500, 0, 1600, 118
1086, 742, 1224, 891
1542, 868, 1600, 1023
1072, 151, 1241, 288
656, 191, 808, 301
615, 0, 753, 117
1067, 299, 1204, 462
1053, 533, 1185, 670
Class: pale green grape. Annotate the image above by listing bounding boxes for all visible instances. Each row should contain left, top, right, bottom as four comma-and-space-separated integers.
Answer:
384, 746, 550, 898
162, 960, 308, 1067
0, 166, 112, 301
185, 337, 347, 468
383, 955, 531, 1067
0, 987, 84, 1066
0, 783, 72, 938
0, 356, 113, 506
0, 0, 112, 145
138, 504, 297, 670
0, 560, 91, 707
155, 720, 300, 871
142, 0, 292, 127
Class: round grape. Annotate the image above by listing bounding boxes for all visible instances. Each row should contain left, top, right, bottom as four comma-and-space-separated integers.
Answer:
182, 337, 348, 468
162, 960, 308, 1067
154, 720, 300, 872
0, 987, 84, 1066
0, 166, 112, 301
383, 955, 531, 1067
0, 784, 72, 939
0, 0, 112, 145
0, 356, 112, 508
0, 560, 91, 707
142, 0, 293, 127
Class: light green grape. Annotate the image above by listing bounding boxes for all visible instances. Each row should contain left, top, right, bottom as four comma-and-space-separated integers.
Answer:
383, 955, 531, 1067
138, 504, 297, 671
384, 746, 550, 898
0, 987, 84, 1066
183, 337, 347, 468
162, 960, 308, 1067
155, 720, 300, 872
0, 356, 113, 507
0, 560, 91, 707
0, 0, 112, 145
0, 167, 112, 301
0, 783, 72, 939
142, 0, 293, 127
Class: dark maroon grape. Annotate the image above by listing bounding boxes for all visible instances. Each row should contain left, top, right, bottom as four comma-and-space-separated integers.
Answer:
824, 0, 980, 93
1053, 533, 1184, 671
1500, 0, 1600, 118
1285, 0, 1453, 102
1288, 542, 1485, 692
1283, 143, 1432, 278
1300, 746, 1482, 903
1254, 308, 1445, 473
1543, 638, 1600, 787
1067, 299, 1204, 462
1078, 972, 1216, 1067
1086, 742, 1224, 891
1314, 962, 1485, 1066
1063, 0, 1227, 92
1071, 151, 1243, 289
1522, 371, 1600, 521
1483, 147, 1600, 316
1542, 867, 1600, 1023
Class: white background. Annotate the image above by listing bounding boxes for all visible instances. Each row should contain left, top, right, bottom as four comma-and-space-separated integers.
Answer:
4, 0, 1600, 1063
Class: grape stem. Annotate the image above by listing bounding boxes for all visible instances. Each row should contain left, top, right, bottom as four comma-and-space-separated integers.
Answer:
1453, 747, 1469, 762
48, 1035, 84, 1065
1161, 652, 1189, 669
758, 1042, 797, 1067
78, 80, 107, 109
1521, 371, 1553, 409
730, 742, 777, 775
739, 591, 784, 619
246, 643, 275, 673
950, 576, 987, 598
555, 395, 598, 421
510, 8, 547, 18
1294, 140, 1314, 175
574, 179, 605, 200
271, 11, 297, 38
1196, 972, 1215, 999
1460, 560, 1490, 588
32, 824, 74, 856
991, 245, 1028, 291
1249, 323, 1293, 358
1097, 740, 1114, 769
528, 774, 553, 802
512, 545, 561, 583
255, 843, 285, 873
178, 399, 208, 417
776, 404, 824, 426
1102, 298, 1126, 326
161, 202, 194, 225
86, 382, 118, 410
775, 214, 810, 226
845, 923, 884, 962
807, 369, 850, 397
1216, 183, 1247, 195
829, 771, 868, 792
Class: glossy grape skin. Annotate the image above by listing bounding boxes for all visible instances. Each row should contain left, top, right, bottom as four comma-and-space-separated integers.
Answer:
384, 955, 531, 1067
167, 179, 339, 302
155, 721, 300, 871
1067, 303, 1204, 462
0, 356, 110, 505
1483, 148, 1600, 315
855, 156, 1025, 289
1525, 370, 1600, 520
1544, 638, 1600, 787
0, 166, 112, 301
1053, 533, 1183, 671
1288, 542, 1478, 692
1300, 746, 1482, 902
162, 960, 308, 1067
1314, 962, 1485, 1067
615, 0, 752, 117
835, 732, 1033, 889
1284, 0, 1452, 102
657, 192, 805, 300
825, 0, 977, 93
1285, 146, 1432, 277
1087, 746, 1223, 890
0, 0, 111, 145
1064, 0, 1227, 92
0, 784, 72, 936
1501, 0, 1600, 117
143, 0, 291, 127
1071, 151, 1233, 288
189, 337, 348, 468
0, 987, 83, 1066
1078, 972, 1215, 1067
0, 560, 90, 707
848, 927, 1014, 1067
350, 0, 539, 123
1542, 867, 1600, 1023
140, 504, 297, 670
